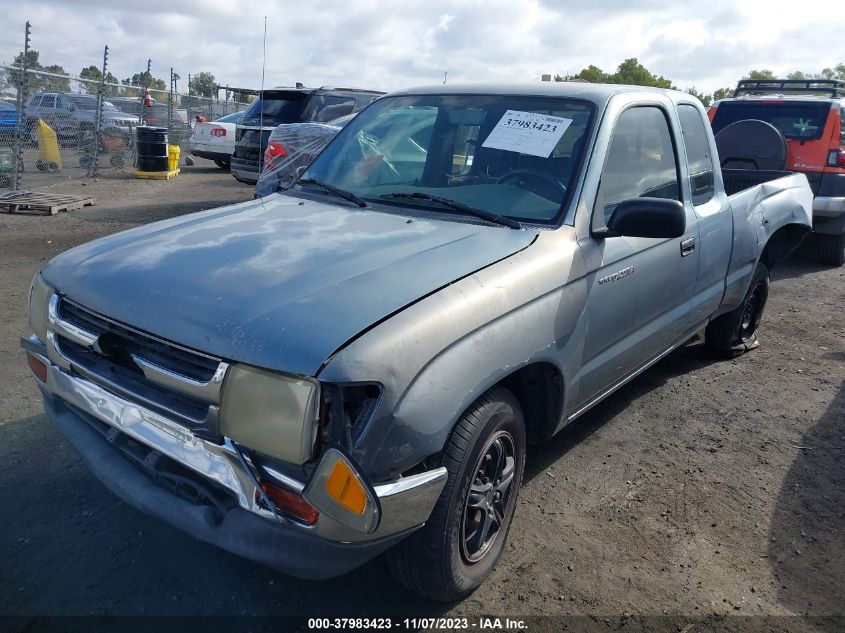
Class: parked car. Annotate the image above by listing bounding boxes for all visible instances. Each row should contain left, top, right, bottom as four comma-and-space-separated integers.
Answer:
230, 85, 383, 184
22, 83, 812, 601
108, 96, 149, 117
0, 100, 20, 138
253, 113, 356, 196
24, 93, 138, 146
188, 111, 244, 169
708, 78, 845, 265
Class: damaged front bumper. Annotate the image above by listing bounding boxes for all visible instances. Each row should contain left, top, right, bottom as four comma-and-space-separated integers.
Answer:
22, 336, 447, 579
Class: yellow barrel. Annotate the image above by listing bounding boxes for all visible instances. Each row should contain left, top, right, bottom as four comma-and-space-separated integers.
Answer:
167, 144, 180, 171
36, 119, 62, 171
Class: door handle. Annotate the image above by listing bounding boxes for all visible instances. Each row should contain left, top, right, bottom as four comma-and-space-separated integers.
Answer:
680, 237, 696, 257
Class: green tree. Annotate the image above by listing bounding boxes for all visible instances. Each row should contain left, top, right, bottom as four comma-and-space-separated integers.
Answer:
611, 58, 673, 88
189, 71, 217, 98
41, 64, 70, 92
818, 63, 845, 80
79, 65, 120, 96
744, 69, 776, 80
684, 87, 711, 107
711, 86, 734, 102
560, 59, 673, 88
122, 70, 166, 91
572, 64, 609, 84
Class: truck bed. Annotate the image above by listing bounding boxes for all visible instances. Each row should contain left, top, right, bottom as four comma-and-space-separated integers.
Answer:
722, 168, 795, 196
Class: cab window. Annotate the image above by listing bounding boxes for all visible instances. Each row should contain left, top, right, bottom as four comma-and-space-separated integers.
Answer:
678, 104, 715, 205
593, 106, 680, 230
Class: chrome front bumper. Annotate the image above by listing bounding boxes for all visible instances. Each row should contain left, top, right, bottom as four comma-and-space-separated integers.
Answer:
22, 336, 447, 548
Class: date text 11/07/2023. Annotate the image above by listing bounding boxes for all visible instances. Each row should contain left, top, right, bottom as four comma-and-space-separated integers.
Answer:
307, 617, 529, 630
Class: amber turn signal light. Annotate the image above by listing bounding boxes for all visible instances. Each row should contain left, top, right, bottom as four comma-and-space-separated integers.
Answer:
257, 481, 319, 525
325, 459, 368, 515
26, 353, 48, 383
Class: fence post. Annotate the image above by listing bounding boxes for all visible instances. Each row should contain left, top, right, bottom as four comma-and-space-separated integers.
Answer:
139, 58, 150, 126
168, 67, 174, 141
12, 21, 31, 192
88, 44, 108, 178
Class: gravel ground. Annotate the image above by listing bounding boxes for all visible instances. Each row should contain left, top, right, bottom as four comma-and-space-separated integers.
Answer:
0, 164, 842, 630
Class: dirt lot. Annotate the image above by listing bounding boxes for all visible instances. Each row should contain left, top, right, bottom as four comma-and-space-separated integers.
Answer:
0, 164, 842, 630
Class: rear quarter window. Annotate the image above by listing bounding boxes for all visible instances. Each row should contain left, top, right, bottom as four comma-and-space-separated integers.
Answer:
678, 104, 715, 205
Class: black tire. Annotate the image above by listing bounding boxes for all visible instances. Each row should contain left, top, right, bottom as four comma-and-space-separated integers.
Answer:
386, 385, 526, 601
214, 159, 230, 170
705, 261, 769, 356
815, 233, 845, 267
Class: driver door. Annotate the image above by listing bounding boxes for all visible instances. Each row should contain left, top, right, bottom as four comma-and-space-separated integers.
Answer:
574, 104, 699, 408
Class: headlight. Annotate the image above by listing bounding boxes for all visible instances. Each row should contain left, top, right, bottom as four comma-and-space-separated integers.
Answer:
219, 364, 320, 465
28, 273, 53, 343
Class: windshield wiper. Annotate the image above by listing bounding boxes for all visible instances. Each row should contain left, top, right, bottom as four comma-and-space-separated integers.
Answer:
297, 178, 368, 208
379, 192, 521, 229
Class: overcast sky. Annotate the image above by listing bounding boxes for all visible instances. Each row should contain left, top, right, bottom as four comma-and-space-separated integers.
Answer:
1, 0, 842, 96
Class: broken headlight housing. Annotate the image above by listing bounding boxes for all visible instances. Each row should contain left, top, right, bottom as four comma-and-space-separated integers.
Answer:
219, 364, 320, 465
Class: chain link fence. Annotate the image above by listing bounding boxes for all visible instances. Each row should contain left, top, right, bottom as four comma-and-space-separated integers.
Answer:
0, 21, 251, 194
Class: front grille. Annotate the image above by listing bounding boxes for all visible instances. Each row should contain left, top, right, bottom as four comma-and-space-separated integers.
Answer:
59, 299, 219, 382
54, 297, 224, 433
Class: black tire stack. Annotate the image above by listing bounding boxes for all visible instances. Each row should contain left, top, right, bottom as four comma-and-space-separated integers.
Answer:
135, 126, 169, 172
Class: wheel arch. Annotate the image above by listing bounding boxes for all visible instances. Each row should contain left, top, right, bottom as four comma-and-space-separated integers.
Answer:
759, 223, 811, 271
498, 362, 565, 445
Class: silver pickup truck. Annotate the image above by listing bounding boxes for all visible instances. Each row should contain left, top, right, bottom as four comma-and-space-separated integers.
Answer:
22, 83, 812, 601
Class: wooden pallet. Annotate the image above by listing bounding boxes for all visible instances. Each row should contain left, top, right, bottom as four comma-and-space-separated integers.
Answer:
0, 191, 97, 216
134, 168, 180, 180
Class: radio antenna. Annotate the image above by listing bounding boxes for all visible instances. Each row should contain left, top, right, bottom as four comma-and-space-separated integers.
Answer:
258, 15, 268, 172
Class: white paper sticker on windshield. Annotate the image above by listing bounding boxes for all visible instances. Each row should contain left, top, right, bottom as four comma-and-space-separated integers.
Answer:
481, 110, 573, 158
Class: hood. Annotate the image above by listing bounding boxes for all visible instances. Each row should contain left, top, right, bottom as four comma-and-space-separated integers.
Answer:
102, 111, 139, 122
42, 195, 535, 376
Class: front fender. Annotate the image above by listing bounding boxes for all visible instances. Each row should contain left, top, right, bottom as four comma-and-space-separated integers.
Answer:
318, 229, 587, 480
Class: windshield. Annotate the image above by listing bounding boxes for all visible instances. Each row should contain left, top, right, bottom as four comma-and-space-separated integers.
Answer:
712, 100, 832, 140
241, 91, 308, 125
300, 94, 595, 224
0, 101, 14, 111
69, 96, 117, 112
215, 111, 243, 123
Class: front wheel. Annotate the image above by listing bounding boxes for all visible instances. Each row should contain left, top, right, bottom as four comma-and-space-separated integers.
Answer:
214, 159, 230, 170
705, 261, 769, 356
386, 386, 525, 601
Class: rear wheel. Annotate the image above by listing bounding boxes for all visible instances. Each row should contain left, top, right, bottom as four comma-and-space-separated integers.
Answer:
815, 233, 845, 267
386, 386, 525, 601
705, 262, 769, 356
214, 159, 230, 170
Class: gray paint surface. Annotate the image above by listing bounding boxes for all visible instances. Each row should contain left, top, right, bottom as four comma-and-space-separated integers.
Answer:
37, 84, 814, 486
41, 194, 535, 375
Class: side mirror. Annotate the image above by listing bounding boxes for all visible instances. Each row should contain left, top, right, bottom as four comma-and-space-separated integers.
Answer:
599, 197, 686, 239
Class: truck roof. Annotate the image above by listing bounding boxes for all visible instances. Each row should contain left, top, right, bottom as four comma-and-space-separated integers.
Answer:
387, 82, 696, 107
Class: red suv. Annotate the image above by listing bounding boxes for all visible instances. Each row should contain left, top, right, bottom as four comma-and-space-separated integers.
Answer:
709, 79, 845, 265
